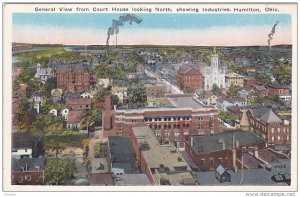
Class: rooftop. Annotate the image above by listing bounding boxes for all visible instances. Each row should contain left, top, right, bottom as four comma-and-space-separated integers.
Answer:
190, 131, 264, 154
108, 136, 139, 174
12, 132, 43, 150
12, 157, 46, 172
114, 174, 151, 186
177, 65, 201, 75
249, 107, 282, 124
226, 72, 244, 78
131, 126, 195, 185
166, 94, 209, 109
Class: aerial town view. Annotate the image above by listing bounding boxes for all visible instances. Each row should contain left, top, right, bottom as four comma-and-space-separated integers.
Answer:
10, 11, 292, 187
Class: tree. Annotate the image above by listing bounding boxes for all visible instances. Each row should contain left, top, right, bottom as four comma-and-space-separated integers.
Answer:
44, 158, 76, 185
227, 84, 240, 97
185, 87, 194, 93
273, 63, 291, 85
43, 78, 57, 97
127, 81, 147, 108
14, 98, 36, 131
111, 94, 120, 106
211, 83, 220, 96
81, 104, 102, 128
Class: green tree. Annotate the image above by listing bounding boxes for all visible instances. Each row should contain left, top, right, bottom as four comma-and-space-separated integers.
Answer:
42, 78, 57, 97
81, 104, 102, 128
128, 81, 147, 108
185, 87, 194, 93
14, 98, 36, 131
227, 84, 241, 97
273, 63, 291, 85
211, 83, 220, 96
111, 94, 120, 106
44, 158, 76, 185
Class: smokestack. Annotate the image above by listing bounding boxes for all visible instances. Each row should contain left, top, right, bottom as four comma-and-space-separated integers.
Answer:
105, 14, 142, 51
116, 36, 118, 48
268, 21, 279, 51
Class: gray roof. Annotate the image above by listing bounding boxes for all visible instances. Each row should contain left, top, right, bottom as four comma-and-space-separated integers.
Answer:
177, 65, 201, 75
55, 62, 93, 73
12, 157, 46, 172
249, 107, 282, 124
190, 131, 264, 154
108, 136, 138, 174
167, 95, 210, 109
115, 174, 151, 186
12, 132, 42, 150
36, 67, 52, 76
196, 159, 290, 186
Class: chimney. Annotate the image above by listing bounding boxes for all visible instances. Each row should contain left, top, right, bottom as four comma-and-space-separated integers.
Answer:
103, 95, 112, 130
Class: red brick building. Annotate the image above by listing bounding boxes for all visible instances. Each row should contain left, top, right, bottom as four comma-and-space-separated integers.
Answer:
11, 158, 45, 185
244, 76, 259, 88
112, 94, 220, 148
185, 131, 265, 171
66, 98, 92, 111
267, 84, 290, 97
54, 63, 96, 91
247, 107, 291, 145
177, 65, 203, 91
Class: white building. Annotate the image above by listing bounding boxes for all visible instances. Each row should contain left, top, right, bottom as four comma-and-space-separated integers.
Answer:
34, 63, 52, 83
12, 149, 32, 159
80, 92, 93, 99
204, 47, 225, 90
60, 108, 69, 120
49, 109, 58, 116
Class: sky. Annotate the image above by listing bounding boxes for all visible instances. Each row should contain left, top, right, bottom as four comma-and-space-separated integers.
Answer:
12, 13, 292, 46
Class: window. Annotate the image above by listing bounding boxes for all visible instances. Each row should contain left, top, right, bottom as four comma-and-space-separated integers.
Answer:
25, 176, 31, 181
199, 117, 204, 120
165, 132, 170, 137
210, 158, 214, 165
155, 133, 161, 137
174, 131, 180, 137
218, 158, 222, 164
200, 159, 205, 166
277, 128, 281, 133
18, 177, 23, 183
183, 131, 189, 135
271, 128, 275, 134
277, 136, 281, 141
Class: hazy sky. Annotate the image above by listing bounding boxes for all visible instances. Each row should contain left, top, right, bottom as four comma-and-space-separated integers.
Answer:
13, 13, 292, 46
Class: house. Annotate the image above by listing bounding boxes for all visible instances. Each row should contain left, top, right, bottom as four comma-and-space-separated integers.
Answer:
66, 110, 84, 129
80, 92, 93, 99
97, 78, 111, 89
225, 72, 244, 88
50, 88, 63, 103
11, 157, 46, 185
60, 108, 69, 120
49, 109, 58, 116
247, 107, 291, 145
254, 85, 269, 98
217, 97, 248, 111
244, 76, 259, 89
12, 133, 44, 159
34, 63, 52, 83
185, 131, 265, 171
112, 86, 127, 105
31, 92, 44, 114
63, 91, 81, 101
215, 165, 231, 183
267, 84, 291, 101
66, 98, 92, 111
202, 95, 219, 106
177, 65, 203, 91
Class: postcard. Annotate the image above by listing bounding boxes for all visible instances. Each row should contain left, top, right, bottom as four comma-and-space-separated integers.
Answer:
2, 2, 298, 193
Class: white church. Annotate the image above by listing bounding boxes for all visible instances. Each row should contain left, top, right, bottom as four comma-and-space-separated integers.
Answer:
204, 47, 226, 90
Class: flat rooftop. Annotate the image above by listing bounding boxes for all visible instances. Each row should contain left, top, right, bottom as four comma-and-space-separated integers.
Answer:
167, 94, 208, 109
132, 126, 195, 185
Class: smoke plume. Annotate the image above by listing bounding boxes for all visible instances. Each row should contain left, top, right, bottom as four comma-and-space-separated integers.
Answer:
268, 21, 279, 48
106, 14, 142, 47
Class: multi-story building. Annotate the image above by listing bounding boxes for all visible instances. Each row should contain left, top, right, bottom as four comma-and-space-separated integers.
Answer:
225, 72, 244, 88
267, 84, 291, 101
66, 98, 92, 111
246, 107, 291, 145
185, 131, 265, 171
244, 76, 259, 89
129, 126, 196, 185
176, 65, 203, 91
111, 94, 220, 148
204, 48, 226, 90
34, 63, 53, 83
54, 63, 96, 91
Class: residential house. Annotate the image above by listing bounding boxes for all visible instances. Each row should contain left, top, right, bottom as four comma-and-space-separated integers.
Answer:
254, 85, 269, 98
80, 92, 93, 99
63, 91, 81, 101
247, 107, 291, 145
66, 98, 92, 111
267, 84, 291, 101
11, 157, 46, 185
225, 72, 244, 88
66, 110, 84, 129
12, 133, 44, 159
217, 97, 248, 111
244, 76, 259, 89
60, 108, 69, 120
177, 65, 203, 91
50, 88, 63, 103
34, 63, 52, 83
49, 109, 58, 116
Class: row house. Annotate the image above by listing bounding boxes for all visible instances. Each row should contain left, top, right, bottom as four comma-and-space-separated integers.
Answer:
247, 107, 291, 145
111, 94, 220, 148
